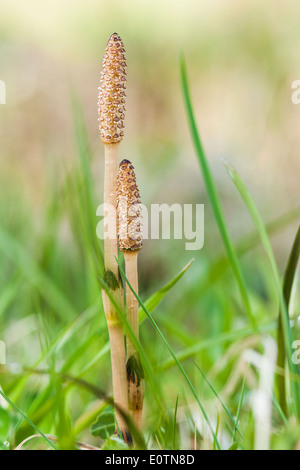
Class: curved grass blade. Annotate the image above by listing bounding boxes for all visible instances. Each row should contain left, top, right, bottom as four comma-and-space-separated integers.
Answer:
0, 389, 58, 450
116, 258, 221, 450
232, 377, 246, 444
277, 225, 300, 415
159, 320, 275, 371
272, 393, 288, 426
139, 258, 194, 323
74, 401, 108, 436
194, 362, 243, 440
173, 394, 179, 450
223, 159, 300, 417
282, 225, 300, 306
180, 54, 256, 331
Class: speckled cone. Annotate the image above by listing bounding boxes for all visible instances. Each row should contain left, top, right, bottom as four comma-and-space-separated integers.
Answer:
98, 33, 126, 143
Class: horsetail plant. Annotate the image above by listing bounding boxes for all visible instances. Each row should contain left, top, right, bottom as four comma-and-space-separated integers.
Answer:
117, 159, 144, 430
98, 33, 129, 440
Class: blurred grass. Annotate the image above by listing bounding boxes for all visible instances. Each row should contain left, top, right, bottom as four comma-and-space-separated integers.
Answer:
181, 55, 256, 330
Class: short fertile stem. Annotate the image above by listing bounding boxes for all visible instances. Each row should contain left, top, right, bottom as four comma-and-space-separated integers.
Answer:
117, 159, 144, 431
124, 251, 139, 358
124, 250, 144, 431
106, 320, 128, 434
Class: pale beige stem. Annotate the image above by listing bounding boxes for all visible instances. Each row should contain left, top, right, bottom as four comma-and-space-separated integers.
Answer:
124, 250, 144, 431
106, 321, 128, 433
103, 143, 119, 274
102, 142, 128, 438
124, 251, 139, 358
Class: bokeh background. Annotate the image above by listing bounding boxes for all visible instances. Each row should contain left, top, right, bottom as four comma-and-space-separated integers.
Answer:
0, 0, 300, 449
1, 0, 300, 259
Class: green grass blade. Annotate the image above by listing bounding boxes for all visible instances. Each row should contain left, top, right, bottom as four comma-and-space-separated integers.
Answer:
277, 225, 300, 415
159, 321, 276, 371
74, 402, 108, 436
0, 389, 58, 450
272, 393, 288, 426
173, 394, 179, 450
116, 258, 221, 450
223, 159, 300, 417
277, 227, 300, 415
139, 258, 194, 323
282, 225, 300, 306
194, 362, 243, 439
180, 54, 256, 331
232, 377, 246, 444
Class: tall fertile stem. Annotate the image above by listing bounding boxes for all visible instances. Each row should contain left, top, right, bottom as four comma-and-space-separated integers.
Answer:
98, 33, 128, 439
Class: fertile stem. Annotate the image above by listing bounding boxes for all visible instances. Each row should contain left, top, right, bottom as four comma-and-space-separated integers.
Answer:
117, 159, 144, 431
124, 251, 139, 358
99, 33, 129, 439
124, 250, 145, 430
103, 143, 120, 272
102, 145, 128, 438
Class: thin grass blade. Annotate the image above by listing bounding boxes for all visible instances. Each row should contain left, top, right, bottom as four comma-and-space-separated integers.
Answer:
180, 54, 256, 331
0, 389, 58, 450
194, 362, 243, 439
223, 159, 300, 417
139, 259, 194, 323
277, 225, 300, 415
116, 258, 221, 450
232, 377, 246, 444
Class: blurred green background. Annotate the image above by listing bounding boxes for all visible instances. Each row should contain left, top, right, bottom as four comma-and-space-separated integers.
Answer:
0, 0, 300, 449
1, 0, 300, 256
